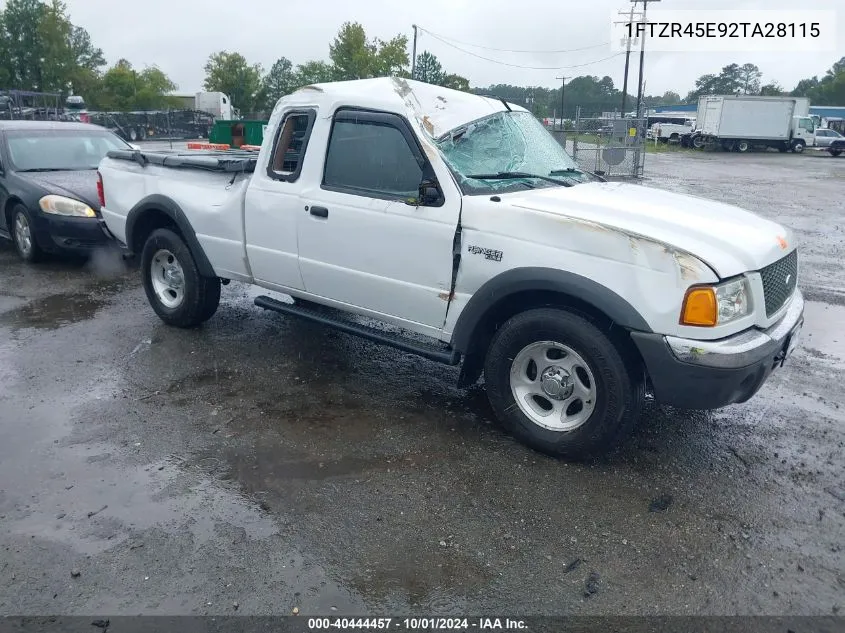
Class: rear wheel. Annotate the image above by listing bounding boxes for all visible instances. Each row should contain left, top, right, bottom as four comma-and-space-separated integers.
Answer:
830, 150, 842, 157
691, 135, 705, 149
737, 140, 751, 153
11, 205, 44, 263
483, 308, 644, 459
140, 228, 220, 327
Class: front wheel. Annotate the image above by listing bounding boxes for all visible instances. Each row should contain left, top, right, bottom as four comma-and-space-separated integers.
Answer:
737, 140, 751, 153
11, 205, 44, 263
791, 140, 806, 153
831, 150, 842, 157
140, 228, 220, 327
484, 308, 644, 459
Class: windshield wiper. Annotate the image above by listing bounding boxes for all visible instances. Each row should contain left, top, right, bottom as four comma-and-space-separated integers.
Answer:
466, 171, 573, 187
549, 167, 582, 175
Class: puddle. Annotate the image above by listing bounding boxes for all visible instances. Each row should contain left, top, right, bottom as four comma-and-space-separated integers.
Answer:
801, 300, 845, 361
0, 292, 110, 330
0, 279, 128, 330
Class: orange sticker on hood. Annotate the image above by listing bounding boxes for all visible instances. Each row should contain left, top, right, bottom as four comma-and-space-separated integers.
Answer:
776, 236, 788, 250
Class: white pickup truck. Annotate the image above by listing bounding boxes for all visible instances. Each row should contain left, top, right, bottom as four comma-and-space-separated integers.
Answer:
98, 78, 804, 458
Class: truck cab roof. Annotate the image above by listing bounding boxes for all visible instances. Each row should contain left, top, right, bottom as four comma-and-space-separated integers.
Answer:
278, 77, 527, 140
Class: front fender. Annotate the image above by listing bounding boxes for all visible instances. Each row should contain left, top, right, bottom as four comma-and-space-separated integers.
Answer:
450, 266, 653, 354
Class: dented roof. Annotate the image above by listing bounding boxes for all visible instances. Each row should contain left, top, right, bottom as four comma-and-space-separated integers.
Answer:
282, 77, 526, 140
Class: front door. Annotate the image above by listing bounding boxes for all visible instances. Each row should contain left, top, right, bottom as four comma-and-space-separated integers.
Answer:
297, 108, 460, 333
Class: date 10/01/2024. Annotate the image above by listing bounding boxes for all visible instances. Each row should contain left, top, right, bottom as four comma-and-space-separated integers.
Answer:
307, 617, 527, 630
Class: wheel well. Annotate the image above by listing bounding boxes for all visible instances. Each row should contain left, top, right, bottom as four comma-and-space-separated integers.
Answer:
457, 289, 645, 388
130, 208, 181, 254
4, 197, 23, 229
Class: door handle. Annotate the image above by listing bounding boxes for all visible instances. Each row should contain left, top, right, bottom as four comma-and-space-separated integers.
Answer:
309, 206, 329, 218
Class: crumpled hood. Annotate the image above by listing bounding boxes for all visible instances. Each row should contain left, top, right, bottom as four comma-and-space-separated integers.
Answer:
507, 181, 793, 277
17, 170, 101, 212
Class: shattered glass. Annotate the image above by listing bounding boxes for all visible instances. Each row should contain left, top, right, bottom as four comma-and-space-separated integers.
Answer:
436, 111, 593, 195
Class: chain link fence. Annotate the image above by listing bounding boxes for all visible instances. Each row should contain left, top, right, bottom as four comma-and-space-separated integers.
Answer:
550, 109, 647, 179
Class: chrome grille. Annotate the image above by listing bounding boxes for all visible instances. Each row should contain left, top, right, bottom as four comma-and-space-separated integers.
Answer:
759, 250, 798, 317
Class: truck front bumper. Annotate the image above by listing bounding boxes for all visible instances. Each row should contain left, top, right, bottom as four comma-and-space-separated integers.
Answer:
631, 290, 805, 409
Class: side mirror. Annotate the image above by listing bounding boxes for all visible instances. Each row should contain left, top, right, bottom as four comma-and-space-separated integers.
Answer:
418, 179, 442, 206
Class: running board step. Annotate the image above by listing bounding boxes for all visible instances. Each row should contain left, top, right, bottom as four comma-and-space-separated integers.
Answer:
254, 295, 461, 366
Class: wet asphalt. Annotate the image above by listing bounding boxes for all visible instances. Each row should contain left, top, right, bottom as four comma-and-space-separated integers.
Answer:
0, 148, 843, 617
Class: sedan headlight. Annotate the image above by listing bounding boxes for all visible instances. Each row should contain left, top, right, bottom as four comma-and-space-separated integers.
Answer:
39, 195, 95, 218
681, 278, 752, 327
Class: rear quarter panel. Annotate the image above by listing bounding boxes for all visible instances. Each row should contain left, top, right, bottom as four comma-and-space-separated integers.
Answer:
99, 157, 251, 280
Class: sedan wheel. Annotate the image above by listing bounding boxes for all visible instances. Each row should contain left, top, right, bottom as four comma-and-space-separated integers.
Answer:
11, 206, 44, 262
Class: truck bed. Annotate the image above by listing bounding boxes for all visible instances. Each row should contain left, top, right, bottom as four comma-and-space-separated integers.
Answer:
106, 148, 258, 173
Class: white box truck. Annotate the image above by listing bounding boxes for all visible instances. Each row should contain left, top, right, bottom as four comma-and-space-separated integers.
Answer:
691, 95, 815, 153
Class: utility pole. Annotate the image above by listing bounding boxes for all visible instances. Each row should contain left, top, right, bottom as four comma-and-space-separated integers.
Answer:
620, 4, 636, 116
633, 0, 660, 118
411, 25, 418, 80
556, 76, 569, 131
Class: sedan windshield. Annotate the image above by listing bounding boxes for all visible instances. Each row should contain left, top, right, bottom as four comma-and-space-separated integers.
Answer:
6, 129, 128, 172
435, 111, 597, 195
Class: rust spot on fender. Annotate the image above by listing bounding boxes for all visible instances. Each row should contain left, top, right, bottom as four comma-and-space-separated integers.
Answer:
438, 290, 455, 301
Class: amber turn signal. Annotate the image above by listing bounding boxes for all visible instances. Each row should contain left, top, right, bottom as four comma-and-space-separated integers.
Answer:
681, 287, 717, 326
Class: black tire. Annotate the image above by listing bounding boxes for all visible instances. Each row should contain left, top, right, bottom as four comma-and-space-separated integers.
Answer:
140, 228, 220, 327
483, 308, 644, 459
791, 140, 805, 153
830, 150, 842, 157
10, 204, 45, 263
737, 140, 751, 153
691, 135, 705, 149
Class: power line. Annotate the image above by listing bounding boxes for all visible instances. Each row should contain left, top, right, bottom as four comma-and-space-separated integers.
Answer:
417, 27, 610, 54
420, 30, 625, 71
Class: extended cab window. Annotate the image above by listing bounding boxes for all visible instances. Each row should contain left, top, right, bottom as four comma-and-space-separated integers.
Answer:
268, 110, 314, 181
323, 115, 423, 199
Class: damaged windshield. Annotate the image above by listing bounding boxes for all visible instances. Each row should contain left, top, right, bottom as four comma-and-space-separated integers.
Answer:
435, 111, 598, 195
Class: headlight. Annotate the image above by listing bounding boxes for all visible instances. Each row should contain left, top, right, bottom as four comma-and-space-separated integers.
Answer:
38, 195, 95, 218
681, 278, 752, 327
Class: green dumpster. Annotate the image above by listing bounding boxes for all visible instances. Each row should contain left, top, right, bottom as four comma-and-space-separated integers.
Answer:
209, 120, 268, 147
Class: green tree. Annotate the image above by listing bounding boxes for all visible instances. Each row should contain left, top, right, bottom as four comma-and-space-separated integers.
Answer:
261, 56, 296, 111
441, 73, 470, 92
659, 90, 681, 105
0, 0, 104, 100
792, 76, 819, 97
760, 82, 784, 96
372, 34, 409, 76
739, 63, 762, 94
203, 51, 263, 114
792, 57, 845, 105
329, 21, 409, 80
329, 22, 372, 80
414, 51, 444, 84
97, 59, 177, 111
2, 0, 49, 90
293, 60, 335, 86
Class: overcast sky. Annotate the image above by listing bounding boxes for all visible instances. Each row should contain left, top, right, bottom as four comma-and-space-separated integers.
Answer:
61, 0, 844, 99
